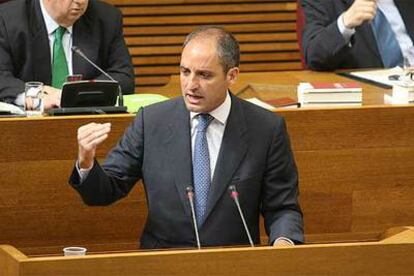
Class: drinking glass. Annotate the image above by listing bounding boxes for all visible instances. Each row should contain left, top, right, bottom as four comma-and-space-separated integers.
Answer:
24, 81, 44, 116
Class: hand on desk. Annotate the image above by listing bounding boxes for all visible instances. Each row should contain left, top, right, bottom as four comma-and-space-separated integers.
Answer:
77, 123, 112, 169
43, 86, 61, 110
343, 0, 377, 29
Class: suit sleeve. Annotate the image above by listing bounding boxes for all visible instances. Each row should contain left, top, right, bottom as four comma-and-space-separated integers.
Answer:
69, 108, 145, 205
0, 13, 25, 103
301, 0, 353, 71
96, 8, 135, 94
261, 117, 304, 244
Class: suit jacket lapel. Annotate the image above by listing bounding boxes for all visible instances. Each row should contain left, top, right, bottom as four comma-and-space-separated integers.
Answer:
72, 11, 99, 76
203, 95, 248, 224
358, 23, 382, 62
30, 0, 51, 84
165, 99, 193, 217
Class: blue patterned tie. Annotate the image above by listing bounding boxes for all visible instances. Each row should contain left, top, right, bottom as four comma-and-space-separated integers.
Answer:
371, 8, 403, 67
193, 114, 214, 227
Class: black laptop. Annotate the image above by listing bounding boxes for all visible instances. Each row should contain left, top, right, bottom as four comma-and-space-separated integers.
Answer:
47, 80, 127, 116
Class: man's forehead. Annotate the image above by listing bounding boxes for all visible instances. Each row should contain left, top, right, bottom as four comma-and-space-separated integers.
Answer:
180, 53, 220, 72
182, 40, 219, 60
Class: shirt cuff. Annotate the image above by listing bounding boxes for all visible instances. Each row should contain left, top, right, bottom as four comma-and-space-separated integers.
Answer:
76, 160, 92, 181
274, 237, 295, 246
337, 13, 356, 45
14, 92, 25, 107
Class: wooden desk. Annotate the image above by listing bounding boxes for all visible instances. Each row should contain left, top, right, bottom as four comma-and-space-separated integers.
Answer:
155, 70, 389, 105
1, 227, 413, 275
1, 71, 413, 255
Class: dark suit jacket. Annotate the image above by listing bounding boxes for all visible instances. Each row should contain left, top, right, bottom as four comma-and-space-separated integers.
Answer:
0, 0, 134, 103
301, 0, 414, 71
69, 95, 304, 249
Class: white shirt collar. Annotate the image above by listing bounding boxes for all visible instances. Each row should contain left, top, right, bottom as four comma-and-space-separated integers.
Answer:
190, 92, 231, 125
39, 0, 73, 35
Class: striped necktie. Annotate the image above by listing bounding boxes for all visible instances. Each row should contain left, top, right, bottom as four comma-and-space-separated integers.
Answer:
371, 9, 404, 68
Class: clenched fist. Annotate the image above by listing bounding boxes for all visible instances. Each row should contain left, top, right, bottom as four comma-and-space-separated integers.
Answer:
77, 122, 111, 169
343, 0, 377, 29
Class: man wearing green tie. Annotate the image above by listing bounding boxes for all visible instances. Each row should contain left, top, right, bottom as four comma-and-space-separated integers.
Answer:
0, 0, 134, 110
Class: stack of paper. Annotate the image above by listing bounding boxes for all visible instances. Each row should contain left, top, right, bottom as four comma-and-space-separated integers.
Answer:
384, 83, 414, 104
297, 82, 362, 107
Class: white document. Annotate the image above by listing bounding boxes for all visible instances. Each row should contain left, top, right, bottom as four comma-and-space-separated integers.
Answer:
350, 67, 405, 87
0, 102, 25, 115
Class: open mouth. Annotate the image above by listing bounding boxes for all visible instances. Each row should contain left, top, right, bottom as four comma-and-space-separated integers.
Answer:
186, 94, 203, 104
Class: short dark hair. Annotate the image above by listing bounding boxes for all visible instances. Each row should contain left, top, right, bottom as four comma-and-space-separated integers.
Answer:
183, 26, 240, 73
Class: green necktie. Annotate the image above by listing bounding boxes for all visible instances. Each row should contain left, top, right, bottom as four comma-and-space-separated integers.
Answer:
52, 26, 69, 89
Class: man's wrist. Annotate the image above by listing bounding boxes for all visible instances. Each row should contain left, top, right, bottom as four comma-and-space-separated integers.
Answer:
78, 157, 94, 170
76, 160, 92, 182
337, 13, 356, 45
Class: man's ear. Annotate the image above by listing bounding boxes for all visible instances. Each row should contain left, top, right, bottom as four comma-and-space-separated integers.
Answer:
227, 67, 239, 85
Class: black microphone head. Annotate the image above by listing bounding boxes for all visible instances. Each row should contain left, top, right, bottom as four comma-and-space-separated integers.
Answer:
186, 186, 194, 194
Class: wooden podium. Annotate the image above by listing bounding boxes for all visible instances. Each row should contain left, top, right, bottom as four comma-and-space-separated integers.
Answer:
1, 227, 413, 275
1, 71, 414, 274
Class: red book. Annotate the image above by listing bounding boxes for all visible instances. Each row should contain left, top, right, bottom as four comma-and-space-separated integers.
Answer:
265, 97, 301, 108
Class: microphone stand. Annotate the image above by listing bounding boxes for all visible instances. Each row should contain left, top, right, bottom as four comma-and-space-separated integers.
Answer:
228, 185, 254, 247
186, 186, 201, 249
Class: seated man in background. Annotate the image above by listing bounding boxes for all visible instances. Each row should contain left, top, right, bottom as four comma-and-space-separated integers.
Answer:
69, 26, 304, 249
0, 0, 134, 109
301, 0, 414, 71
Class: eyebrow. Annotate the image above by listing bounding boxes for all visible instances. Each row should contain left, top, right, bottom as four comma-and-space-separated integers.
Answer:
180, 65, 213, 75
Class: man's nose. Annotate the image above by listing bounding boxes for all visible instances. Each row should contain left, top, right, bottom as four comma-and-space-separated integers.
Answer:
187, 74, 199, 90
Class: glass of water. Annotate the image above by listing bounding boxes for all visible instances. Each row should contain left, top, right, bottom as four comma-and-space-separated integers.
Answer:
24, 81, 44, 116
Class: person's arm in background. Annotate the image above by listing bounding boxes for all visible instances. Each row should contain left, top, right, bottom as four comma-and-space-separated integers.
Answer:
0, 13, 26, 104
301, 0, 377, 71
0, 13, 60, 108
96, 7, 135, 94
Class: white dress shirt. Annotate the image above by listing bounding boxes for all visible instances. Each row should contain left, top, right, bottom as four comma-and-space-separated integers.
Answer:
377, 0, 414, 65
39, 0, 73, 75
190, 92, 231, 180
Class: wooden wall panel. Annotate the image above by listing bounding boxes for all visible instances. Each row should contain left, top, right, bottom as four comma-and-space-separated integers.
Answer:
106, 0, 300, 91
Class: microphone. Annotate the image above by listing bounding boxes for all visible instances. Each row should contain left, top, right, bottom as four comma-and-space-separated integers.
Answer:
228, 185, 254, 247
186, 186, 201, 249
71, 46, 124, 107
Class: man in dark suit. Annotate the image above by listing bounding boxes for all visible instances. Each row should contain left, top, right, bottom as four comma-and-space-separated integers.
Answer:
0, 0, 134, 108
69, 26, 303, 249
301, 0, 414, 71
